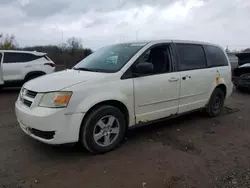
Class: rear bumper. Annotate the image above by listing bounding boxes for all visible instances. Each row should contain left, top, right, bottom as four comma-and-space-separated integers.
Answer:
233, 77, 250, 88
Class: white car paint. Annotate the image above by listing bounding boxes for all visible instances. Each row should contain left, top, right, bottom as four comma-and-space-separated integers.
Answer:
24, 69, 113, 92
15, 40, 233, 145
133, 72, 179, 123
0, 50, 55, 84
178, 68, 215, 113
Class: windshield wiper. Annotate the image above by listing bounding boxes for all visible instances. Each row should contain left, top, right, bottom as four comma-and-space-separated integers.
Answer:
73, 67, 104, 73
73, 67, 94, 71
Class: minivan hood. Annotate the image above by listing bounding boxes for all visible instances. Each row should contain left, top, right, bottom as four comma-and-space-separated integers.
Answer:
24, 69, 110, 92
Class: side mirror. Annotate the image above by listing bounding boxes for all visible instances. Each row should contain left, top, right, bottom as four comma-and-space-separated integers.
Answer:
132, 62, 154, 75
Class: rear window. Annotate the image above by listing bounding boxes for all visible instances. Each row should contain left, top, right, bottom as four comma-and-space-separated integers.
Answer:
236, 53, 250, 66
176, 44, 207, 71
3, 52, 41, 63
204, 45, 228, 67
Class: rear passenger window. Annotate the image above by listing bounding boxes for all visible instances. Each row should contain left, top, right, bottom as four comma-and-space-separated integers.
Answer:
3, 52, 40, 63
204, 45, 228, 67
176, 44, 207, 71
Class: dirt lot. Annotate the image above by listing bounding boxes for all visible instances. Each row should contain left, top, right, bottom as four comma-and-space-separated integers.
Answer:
1, 89, 250, 188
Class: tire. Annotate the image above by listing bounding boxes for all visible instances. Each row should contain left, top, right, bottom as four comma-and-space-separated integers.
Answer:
206, 88, 225, 117
80, 105, 126, 154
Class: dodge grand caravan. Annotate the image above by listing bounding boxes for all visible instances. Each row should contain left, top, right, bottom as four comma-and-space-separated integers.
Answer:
15, 40, 233, 153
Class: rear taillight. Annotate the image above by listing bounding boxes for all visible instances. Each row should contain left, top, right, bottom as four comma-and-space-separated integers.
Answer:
44, 63, 55, 67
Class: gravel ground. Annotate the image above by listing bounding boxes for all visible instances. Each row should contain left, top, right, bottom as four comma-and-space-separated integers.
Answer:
1, 88, 250, 188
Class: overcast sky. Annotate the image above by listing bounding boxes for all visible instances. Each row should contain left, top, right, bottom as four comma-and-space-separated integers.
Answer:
1, 0, 250, 50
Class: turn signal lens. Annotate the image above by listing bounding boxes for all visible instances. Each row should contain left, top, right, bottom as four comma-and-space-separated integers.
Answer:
54, 93, 72, 105
39, 91, 72, 108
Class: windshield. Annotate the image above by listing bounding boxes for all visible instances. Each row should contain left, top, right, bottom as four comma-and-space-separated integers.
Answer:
73, 43, 146, 73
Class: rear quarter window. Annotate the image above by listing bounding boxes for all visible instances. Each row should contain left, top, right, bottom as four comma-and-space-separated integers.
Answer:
204, 45, 228, 67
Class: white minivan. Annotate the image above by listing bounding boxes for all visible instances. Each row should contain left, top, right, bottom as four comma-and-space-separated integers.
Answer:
15, 40, 233, 153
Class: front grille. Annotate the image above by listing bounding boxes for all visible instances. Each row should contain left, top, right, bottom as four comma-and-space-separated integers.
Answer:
26, 90, 37, 98
29, 128, 55, 140
23, 99, 32, 107
20, 89, 37, 108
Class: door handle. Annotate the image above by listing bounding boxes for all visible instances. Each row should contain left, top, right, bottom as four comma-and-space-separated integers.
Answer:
25, 65, 32, 68
168, 77, 179, 82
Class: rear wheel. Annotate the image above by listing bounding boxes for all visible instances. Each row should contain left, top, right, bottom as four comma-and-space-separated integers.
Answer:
80, 105, 126, 154
206, 88, 225, 117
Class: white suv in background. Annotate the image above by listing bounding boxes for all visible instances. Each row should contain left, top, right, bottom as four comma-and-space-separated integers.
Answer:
0, 68, 3, 88
0, 50, 55, 87
15, 40, 233, 154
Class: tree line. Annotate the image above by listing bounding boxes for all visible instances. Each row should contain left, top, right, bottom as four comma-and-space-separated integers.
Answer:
0, 34, 93, 69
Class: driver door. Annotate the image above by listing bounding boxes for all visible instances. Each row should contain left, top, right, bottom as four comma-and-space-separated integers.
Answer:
132, 43, 180, 123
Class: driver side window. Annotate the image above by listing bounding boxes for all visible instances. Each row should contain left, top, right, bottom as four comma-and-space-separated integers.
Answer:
136, 44, 172, 74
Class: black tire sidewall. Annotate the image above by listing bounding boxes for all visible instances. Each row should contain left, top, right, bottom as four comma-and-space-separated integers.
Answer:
81, 105, 126, 154
207, 88, 225, 116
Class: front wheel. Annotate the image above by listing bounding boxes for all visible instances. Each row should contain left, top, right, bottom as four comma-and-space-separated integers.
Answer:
80, 105, 126, 154
206, 88, 225, 117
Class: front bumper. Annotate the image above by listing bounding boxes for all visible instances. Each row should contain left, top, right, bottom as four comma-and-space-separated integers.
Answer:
15, 100, 84, 144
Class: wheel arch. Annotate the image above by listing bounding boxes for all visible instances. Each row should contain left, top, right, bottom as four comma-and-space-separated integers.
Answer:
84, 100, 129, 125
206, 83, 227, 106
215, 84, 227, 97
78, 100, 130, 141
24, 71, 46, 81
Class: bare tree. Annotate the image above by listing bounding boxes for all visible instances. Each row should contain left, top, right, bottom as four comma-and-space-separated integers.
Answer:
0, 34, 18, 50
67, 37, 83, 51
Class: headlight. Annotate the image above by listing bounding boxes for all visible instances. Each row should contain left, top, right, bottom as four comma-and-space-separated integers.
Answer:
19, 87, 26, 101
39, 91, 72, 108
